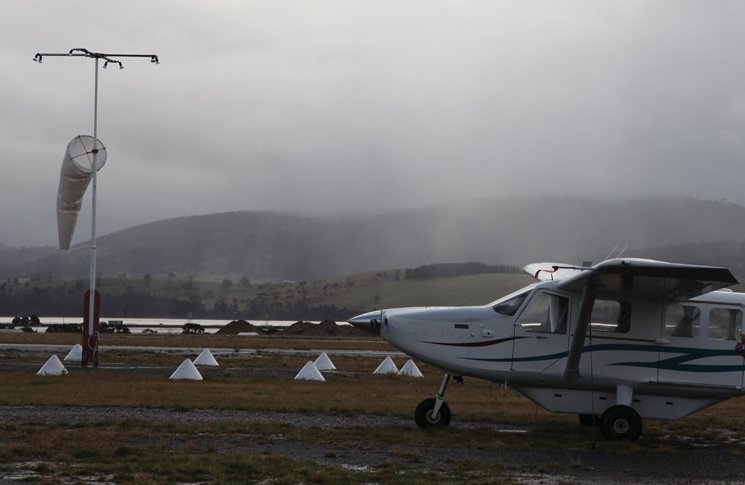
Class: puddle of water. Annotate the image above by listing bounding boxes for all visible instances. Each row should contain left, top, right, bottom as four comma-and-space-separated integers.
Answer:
4, 460, 41, 477
341, 464, 374, 472
2, 470, 37, 481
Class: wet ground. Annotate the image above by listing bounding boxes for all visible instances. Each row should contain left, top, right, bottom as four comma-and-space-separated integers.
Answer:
2, 347, 745, 483
1, 406, 745, 484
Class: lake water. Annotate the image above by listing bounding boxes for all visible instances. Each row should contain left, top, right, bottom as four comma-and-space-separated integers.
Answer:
0, 317, 347, 334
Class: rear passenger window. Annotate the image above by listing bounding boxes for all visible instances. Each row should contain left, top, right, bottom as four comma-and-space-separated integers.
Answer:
590, 300, 631, 334
708, 308, 742, 341
665, 304, 700, 338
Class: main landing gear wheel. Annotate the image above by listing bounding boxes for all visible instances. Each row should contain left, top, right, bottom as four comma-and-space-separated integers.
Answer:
414, 398, 452, 428
600, 405, 642, 441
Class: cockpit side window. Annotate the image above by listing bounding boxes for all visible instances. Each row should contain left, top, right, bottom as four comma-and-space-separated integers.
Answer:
492, 291, 529, 316
665, 304, 700, 338
709, 308, 742, 341
517, 292, 569, 334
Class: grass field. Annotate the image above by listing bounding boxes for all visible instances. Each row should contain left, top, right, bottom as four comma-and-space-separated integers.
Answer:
3, 333, 745, 443
325, 272, 535, 312
0, 419, 525, 484
3, 332, 745, 484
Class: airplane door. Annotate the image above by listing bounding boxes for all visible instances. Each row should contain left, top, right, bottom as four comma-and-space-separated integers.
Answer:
658, 303, 744, 389
512, 291, 571, 373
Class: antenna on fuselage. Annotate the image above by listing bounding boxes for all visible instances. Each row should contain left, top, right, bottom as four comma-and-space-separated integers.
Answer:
603, 244, 629, 261
603, 245, 619, 261
616, 244, 629, 258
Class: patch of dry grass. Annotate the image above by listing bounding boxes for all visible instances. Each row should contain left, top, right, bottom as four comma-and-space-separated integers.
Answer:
0, 364, 545, 424
0, 330, 549, 423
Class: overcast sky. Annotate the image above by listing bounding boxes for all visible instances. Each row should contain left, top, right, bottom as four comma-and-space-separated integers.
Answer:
2, 1, 745, 248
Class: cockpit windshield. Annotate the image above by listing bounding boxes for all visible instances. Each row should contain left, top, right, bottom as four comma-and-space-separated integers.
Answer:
489, 284, 536, 316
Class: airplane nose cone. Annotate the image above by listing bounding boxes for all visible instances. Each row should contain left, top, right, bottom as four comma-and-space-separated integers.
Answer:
348, 310, 382, 335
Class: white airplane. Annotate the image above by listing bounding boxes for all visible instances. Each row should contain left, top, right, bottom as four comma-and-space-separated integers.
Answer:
349, 258, 744, 441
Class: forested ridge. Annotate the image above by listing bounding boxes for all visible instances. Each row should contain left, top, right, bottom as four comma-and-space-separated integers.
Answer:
0, 263, 534, 320
0, 278, 355, 321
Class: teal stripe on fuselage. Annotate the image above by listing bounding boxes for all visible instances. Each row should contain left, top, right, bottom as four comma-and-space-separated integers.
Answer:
463, 342, 744, 373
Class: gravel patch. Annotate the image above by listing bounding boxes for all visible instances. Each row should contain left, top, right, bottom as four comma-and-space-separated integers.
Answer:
2, 406, 745, 484
0, 405, 525, 432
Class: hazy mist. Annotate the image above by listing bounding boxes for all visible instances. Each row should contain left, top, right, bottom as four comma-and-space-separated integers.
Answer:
4, 196, 745, 283
3, 2, 745, 248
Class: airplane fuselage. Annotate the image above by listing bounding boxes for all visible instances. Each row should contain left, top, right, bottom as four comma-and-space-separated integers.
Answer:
352, 270, 745, 423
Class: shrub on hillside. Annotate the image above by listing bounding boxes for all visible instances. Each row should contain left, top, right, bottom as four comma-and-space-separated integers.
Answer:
45, 324, 82, 333
404, 262, 521, 280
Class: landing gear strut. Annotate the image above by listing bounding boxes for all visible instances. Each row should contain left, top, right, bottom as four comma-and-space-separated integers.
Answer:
415, 374, 453, 428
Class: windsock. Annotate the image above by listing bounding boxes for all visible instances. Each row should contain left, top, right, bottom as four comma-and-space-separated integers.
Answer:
57, 135, 107, 250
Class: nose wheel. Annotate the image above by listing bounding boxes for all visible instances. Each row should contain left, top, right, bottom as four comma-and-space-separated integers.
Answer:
415, 373, 453, 428
415, 398, 451, 427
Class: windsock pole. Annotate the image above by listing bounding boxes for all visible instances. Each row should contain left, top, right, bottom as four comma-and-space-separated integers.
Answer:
82, 289, 100, 367
84, 56, 100, 367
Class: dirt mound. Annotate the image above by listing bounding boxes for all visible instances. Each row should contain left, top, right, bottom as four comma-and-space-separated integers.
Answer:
282, 319, 370, 337
216, 320, 263, 335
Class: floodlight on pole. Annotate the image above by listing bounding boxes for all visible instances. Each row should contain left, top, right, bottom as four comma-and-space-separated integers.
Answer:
35, 48, 159, 367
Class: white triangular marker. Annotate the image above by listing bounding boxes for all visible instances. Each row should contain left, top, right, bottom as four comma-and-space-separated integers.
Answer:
397, 359, 424, 377
63, 344, 83, 362
314, 352, 336, 371
193, 349, 219, 366
170, 359, 203, 380
373, 356, 398, 374
37, 355, 68, 376
294, 361, 325, 381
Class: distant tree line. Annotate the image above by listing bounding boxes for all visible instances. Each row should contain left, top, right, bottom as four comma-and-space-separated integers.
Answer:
0, 283, 82, 316
404, 262, 521, 280
0, 283, 194, 319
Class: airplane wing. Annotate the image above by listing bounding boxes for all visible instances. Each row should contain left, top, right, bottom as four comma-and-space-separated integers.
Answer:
560, 258, 739, 381
523, 262, 590, 282
558, 258, 738, 301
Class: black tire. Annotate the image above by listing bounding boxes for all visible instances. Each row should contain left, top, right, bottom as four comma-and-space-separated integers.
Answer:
578, 414, 598, 427
414, 398, 452, 428
600, 405, 642, 441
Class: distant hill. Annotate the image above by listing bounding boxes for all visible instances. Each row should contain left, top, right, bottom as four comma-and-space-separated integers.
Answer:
3, 196, 745, 283
622, 240, 745, 280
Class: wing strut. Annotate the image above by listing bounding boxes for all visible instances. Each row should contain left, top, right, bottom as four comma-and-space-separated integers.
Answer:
564, 277, 597, 382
